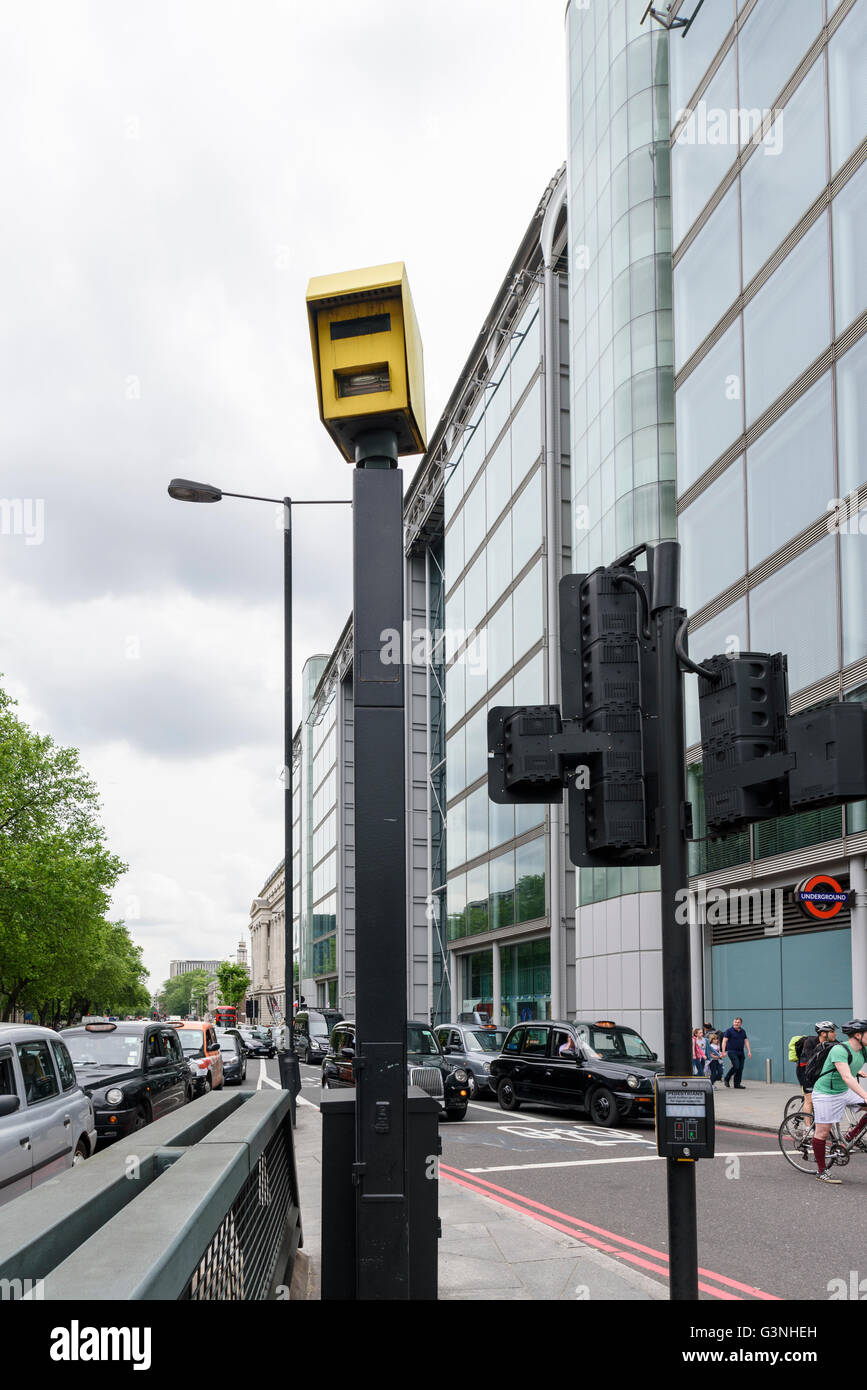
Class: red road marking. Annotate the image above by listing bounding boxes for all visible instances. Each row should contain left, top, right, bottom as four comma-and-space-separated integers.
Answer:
441, 1162, 780, 1301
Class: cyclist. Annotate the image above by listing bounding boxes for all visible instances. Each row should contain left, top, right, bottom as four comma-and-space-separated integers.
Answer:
811, 1019, 867, 1184
798, 1021, 837, 1120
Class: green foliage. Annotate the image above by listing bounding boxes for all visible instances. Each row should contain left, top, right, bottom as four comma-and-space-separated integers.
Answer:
216, 961, 250, 1009
161, 969, 211, 1017
0, 685, 141, 1023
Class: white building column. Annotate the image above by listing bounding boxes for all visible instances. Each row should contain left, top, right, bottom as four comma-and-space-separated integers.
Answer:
851, 857, 867, 1016
492, 941, 502, 1029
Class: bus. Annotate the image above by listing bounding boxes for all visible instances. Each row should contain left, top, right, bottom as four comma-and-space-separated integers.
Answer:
214, 1005, 238, 1028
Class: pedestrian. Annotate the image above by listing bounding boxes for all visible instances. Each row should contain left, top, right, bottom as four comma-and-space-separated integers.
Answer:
810, 1019, 867, 1184
721, 1015, 752, 1088
706, 1032, 724, 1085
692, 1028, 706, 1076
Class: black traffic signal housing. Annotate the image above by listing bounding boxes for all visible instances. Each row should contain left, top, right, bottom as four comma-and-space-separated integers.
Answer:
787, 702, 867, 809
698, 652, 790, 834
560, 569, 660, 867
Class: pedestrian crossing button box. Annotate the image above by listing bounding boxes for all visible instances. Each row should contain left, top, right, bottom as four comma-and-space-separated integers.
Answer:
654, 1076, 715, 1159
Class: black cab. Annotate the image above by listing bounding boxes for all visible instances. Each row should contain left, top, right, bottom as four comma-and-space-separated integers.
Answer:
61, 1020, 192, 1143
321, 1020, 470, 1120
489, 1018, 661, 1126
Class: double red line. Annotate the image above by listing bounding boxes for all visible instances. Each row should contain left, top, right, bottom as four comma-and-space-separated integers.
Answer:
440, 1162, 779, 1301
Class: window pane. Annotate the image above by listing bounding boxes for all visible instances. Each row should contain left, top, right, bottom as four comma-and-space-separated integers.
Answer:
829, 0, 867, 173
669, 0, 734, 118
749, 536, 837, 691
445, 660, 465, 729
511, 308, 540, 405
516, 837, 546, 924
832, 163, 867, 335
464, 552, 486, 635
739, 0, 822, 122
837, 334, 867, 499
486, 434, 511, 529
675, 319, 743, 493
674, 184, 739, 370
466, 863, 489, 936
683, 599, 748, 747
489, 796, 515, 850
746, 373, 833, 565
679, 462, 745, 612
486, 598, 513, 689
463, 477, 487, 562
490, 851, 516, 930
516, 802, 544, 836
513, 562, 544, 663
461, 411, 485, 487
741, 60, 827, 284
512, 470, 543, 576
511, 378, 542, 489
743, 215, 831, 425
841, 517, 867, 666
466, 786, 489, 861
448, 795, 466, 868
754, 804, 842, 859
672, 50, 737, 246
444, 516, 463, 587
486, 514, 512, 610
447, 874, 467, 941
465, 707, 487, 788
513, 651, 545, 706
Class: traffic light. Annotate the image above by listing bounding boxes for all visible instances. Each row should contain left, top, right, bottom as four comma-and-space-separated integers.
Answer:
697, 652, 790, 834
560, 569, 660, 867
787, 703, 867, 808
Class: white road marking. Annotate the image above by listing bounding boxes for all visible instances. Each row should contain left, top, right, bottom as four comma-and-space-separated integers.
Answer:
497, 1124, 656, 1147
463, 1150, 782, 1173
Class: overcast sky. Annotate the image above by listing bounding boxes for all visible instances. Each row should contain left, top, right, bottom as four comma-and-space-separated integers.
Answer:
0, 0, 567, 995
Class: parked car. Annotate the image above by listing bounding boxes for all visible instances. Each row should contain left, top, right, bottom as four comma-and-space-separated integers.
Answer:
216, 1033, 248, 1086
0, 1025, 97, 1206
61, 1019, 191, 1144
294, 1009, 344, 1066
489, 1018, 661, 1126
322, 1019, 469, 1120
171, 1021, 224, 1095
434, 1023, 509, 1099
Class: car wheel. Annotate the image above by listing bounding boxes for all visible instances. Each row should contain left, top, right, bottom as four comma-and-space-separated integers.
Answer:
306, 1047, 315, 1066
497, 1078, 521, 1112
72, 1137, 89, 1165
202, 1075, 212, 1095
466, 1072, 477, 1100
588, 1086, 621, 1128
215, 1077, 225, 1090
132, 1105, 149, 1131
186, 1087, 194, 1104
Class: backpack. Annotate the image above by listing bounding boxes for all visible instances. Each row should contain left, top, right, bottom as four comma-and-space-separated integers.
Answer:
804, 1040, 851, 1089
788, 1034, 805, 1062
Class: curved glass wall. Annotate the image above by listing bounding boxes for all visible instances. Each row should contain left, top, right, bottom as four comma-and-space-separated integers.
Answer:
567, 0, 675, 578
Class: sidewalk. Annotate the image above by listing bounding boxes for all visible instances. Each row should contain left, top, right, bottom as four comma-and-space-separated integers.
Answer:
290, 1082, 796, 1300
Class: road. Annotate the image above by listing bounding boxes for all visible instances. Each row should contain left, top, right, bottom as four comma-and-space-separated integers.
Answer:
257, 1056, 864, 1302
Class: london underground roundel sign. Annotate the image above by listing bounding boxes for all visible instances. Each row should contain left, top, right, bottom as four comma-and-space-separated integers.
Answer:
795, 874, 848, 921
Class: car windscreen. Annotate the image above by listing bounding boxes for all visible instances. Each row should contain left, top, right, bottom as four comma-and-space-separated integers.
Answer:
65, 1032, 143, 1068
218, 1037, 239, 1055
467, 1030, 508, 1053
308, 1018, 330, 1037
584, 1026, 654, 1061
177, 1030, 206, 1054
406, 1025, 440, 1056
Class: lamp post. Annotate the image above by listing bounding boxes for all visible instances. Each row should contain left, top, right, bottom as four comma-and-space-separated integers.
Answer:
167, 478, 350, 1121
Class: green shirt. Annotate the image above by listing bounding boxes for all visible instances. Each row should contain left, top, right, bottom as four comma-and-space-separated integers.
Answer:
813, 1043, 866, 1096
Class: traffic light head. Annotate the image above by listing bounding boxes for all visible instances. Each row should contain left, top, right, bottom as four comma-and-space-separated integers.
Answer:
698, 652, 789, 833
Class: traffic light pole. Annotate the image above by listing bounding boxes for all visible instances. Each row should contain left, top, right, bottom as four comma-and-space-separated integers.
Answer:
650, 540, 698, 1302
352, 428, 410, 1300
278, 497, 301, 1123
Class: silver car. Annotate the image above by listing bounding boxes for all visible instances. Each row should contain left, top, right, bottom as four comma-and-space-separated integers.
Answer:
0, 1024, 97, 1207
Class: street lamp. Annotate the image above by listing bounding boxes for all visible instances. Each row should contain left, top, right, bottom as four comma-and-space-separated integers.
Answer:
167, 477, 350, 1121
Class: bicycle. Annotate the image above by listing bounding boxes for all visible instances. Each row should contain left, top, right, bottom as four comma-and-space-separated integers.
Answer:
778, 1104, 867, 1174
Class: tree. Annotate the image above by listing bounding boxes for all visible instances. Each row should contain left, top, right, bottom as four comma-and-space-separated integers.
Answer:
0, 686, 129, 1022
216, 961, 250, 1010
161, 969, 211, 1018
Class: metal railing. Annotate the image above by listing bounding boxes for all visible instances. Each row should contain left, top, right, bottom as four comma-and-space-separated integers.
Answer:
0, 1089, 301, 1300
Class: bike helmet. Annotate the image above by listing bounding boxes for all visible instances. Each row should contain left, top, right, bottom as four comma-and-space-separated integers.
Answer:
815, 1020, 837, 1033
841, 1019, 867, 1036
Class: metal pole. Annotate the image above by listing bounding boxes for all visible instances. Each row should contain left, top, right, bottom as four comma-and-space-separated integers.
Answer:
650, 540, 698, 1301
352, 427, 410, 1300
278, 497, 301, 1121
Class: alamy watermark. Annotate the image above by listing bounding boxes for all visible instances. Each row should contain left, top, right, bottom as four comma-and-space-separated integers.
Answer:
0, 498, 44, 546
675, 885, 784, 935
380, 622, 487, 675
674, 102, 784, 155
827, 492, 867, 535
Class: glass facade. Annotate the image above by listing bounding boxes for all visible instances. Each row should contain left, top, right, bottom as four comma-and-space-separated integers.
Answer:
673, 0, 866, 900
443, 290, 548, 972
567, 0, 676, 577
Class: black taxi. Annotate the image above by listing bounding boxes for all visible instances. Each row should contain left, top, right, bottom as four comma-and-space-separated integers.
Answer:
489, 1018, 661, 1126
61, 1019, 193, 1143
